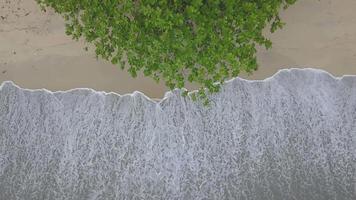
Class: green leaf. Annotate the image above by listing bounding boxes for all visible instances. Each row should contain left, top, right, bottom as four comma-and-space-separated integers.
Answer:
36, 0, 298, 106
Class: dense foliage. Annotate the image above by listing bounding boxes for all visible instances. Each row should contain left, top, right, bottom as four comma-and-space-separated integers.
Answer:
37, 0, 297, 103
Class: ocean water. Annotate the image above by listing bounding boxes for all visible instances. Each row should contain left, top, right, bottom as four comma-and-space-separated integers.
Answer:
0, 68, 355, 199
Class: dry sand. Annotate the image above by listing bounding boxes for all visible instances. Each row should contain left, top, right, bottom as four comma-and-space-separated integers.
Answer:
1, 0, 356, 98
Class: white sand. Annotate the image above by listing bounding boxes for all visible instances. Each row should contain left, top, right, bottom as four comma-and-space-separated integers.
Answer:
1, 0, 356, 98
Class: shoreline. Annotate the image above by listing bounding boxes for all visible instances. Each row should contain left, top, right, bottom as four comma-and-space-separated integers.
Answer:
1, 0, 356, 98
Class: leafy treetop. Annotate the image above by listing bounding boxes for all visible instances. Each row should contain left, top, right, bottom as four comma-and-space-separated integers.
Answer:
37, 0, 297, 104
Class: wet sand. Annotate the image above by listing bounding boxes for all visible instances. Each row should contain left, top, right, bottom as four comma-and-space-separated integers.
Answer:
1, 0, 356, 98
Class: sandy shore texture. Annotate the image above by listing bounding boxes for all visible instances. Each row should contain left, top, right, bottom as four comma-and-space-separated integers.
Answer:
1, 0, 356, 98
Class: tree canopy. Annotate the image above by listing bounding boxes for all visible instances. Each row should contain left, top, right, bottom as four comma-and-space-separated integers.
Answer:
37, 0, 297, 104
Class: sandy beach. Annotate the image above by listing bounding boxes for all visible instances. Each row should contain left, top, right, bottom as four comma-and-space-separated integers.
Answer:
1, 0, 356, 98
